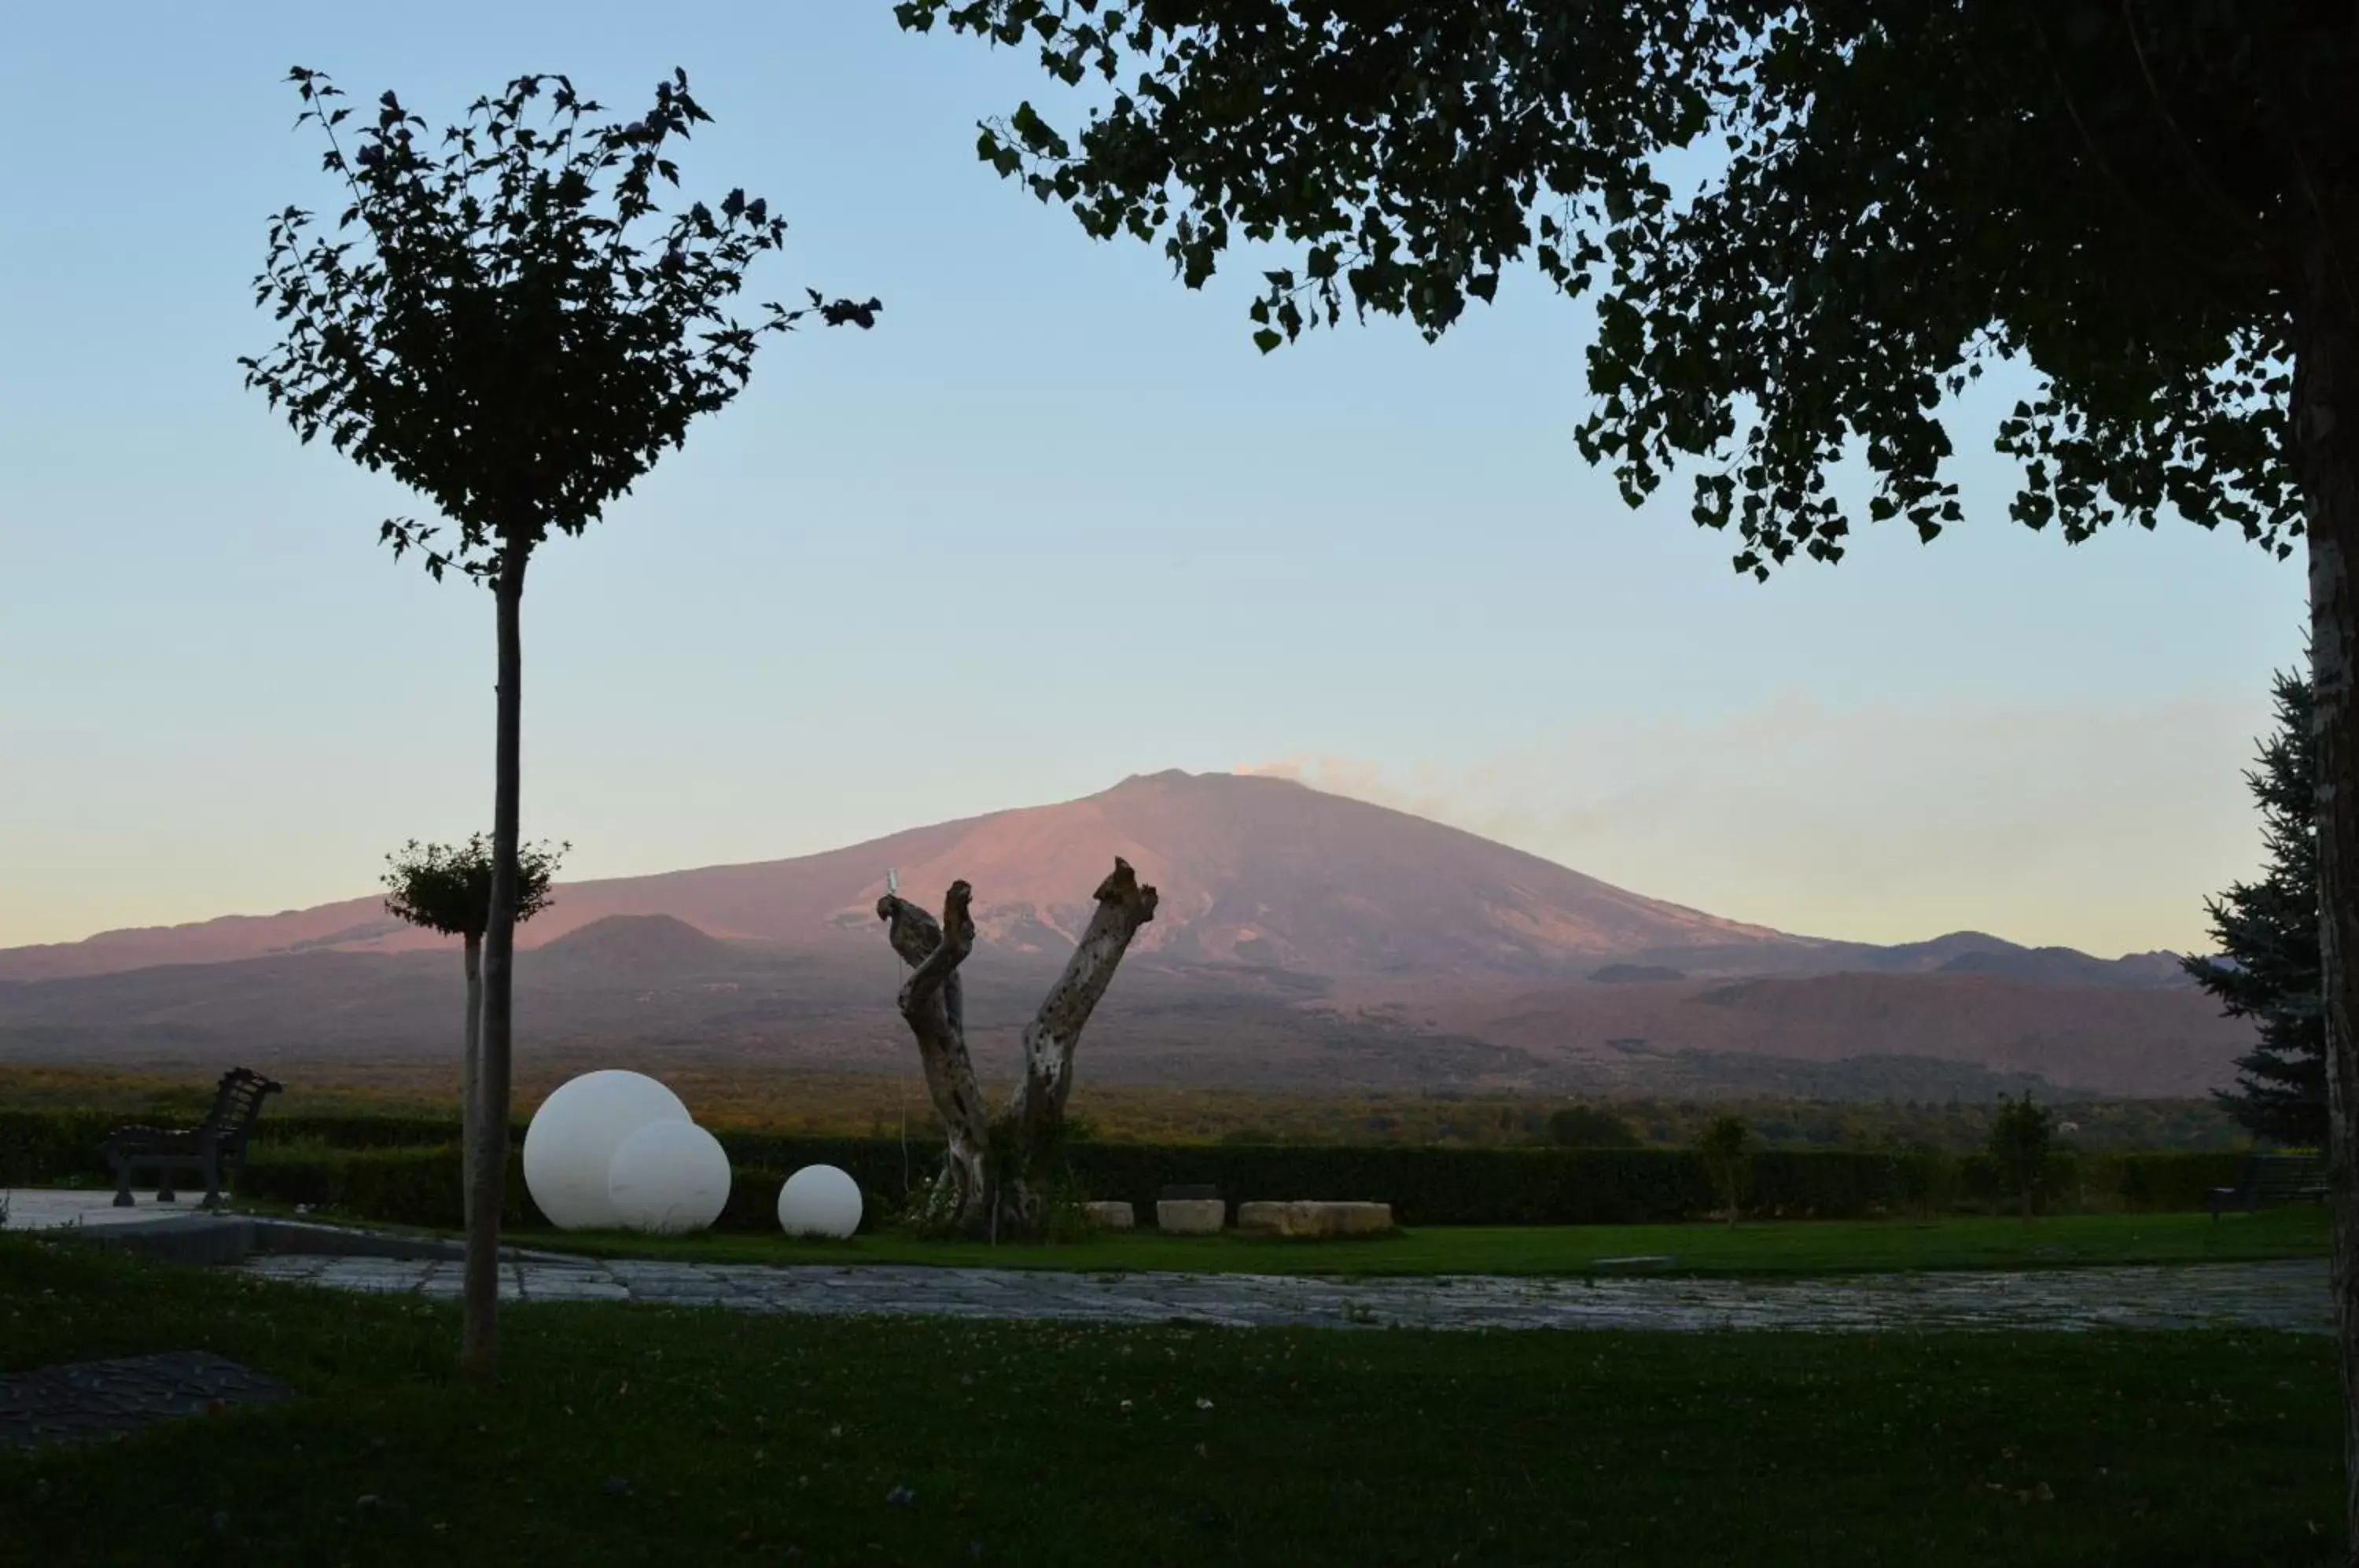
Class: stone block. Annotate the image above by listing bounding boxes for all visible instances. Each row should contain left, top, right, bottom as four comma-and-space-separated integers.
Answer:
1235, 1201, 1394, 1239
1083, 1200, 1135, 1230
1591, 1254, 1677, 1275
1154, 1198, 1225, 1235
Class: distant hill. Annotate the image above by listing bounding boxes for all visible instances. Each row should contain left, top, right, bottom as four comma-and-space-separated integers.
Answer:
1588, 963, 1689, 984
535, 915, 737, 977
0, 771, 2247, 1099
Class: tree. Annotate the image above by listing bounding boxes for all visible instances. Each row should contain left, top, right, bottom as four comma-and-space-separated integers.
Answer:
1988, 1092, 2058, 1220
878, 860, 1158, 1238
1547, 1103, 1639, 1148
381, 836, 565, 1225
241, 67, 878, 1380
1693, 1113, 1750, 1228
2188, 670, 2328, 1148
891, 5, 2359, 1542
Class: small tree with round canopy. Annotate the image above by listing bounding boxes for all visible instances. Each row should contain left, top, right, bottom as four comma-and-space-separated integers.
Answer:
381, 836, 565, 1227
241, 65, 877, 1379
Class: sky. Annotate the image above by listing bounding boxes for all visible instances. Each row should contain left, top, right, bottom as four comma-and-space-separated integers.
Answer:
0, 2, 2310, 958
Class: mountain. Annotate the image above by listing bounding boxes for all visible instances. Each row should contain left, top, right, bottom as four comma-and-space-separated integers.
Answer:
0, 771, 2250, 1099
0, 771, 1791, 983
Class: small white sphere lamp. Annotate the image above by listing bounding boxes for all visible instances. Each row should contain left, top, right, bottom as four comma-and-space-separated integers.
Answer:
522, 1069, 691, 1230
606, 1120, 733, 1235
777, 1164, 863, 1239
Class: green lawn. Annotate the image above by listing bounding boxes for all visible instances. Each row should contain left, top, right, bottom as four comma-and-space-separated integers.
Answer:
0, 1232, 2341, 1567
502, 1207, 2331, 1278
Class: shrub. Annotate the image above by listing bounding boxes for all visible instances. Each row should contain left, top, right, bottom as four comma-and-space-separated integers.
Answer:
241, 1144, 541, 1229
2104, 1150, 2254, 1212
1893, 1144, 1962, 1216
1546, 1105, 1640, 1148
1694, 1115, 1754, 1226
1989, 1093, 2058, 1217
0, 1111, 116, 1186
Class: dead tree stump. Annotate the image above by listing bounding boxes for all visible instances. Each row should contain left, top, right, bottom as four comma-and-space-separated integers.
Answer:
878, 858, 1158, 1239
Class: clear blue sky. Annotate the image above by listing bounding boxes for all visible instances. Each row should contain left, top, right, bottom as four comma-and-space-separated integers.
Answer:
0, 2, 2307, 955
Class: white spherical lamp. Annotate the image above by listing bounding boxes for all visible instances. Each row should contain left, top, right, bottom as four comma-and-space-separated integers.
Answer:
605, 1120, 733, 1235
777, 1164, 863, 1239
522, 1069, 691, 1230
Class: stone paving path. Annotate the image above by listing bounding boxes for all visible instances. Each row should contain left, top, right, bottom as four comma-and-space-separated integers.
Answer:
234, 1253, 2333, 1334
0, 1353, 296, 1452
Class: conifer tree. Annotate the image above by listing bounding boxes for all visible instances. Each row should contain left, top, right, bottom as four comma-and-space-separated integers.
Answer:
2188, 672, 2327, 1148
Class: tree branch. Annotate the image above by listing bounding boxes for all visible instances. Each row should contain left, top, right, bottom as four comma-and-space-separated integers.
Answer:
1008, 857, 1160, 1139
878, 881, 988, 1228
2118, 0, 2265, 244
878, 890, 963, 1036
876, 892, 942, 968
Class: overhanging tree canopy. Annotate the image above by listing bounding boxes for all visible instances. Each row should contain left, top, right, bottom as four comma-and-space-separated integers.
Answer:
894, 1, 2359, 1544
896, 1, 2331, 573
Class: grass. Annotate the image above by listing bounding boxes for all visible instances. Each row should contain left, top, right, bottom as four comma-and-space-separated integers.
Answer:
499, 1207, 2331, 1279
0, 1231, 2342, 1567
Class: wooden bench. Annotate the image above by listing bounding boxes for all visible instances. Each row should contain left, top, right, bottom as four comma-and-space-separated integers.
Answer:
2207, 1154, 2329, 1220
103, 1068, 282, 1210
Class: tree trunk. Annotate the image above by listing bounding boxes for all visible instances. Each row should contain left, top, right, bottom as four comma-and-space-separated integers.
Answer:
880, 859, 1157, 1239
462, 933, 483, 1234
462, 542, 529, 1382
2293, 208, 2359, 1562
879, 882, 992, 1232
1003, 860, 1161, 1231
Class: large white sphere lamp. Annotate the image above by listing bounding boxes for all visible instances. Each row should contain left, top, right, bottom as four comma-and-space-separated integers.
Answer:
522, 1069, 691, 1230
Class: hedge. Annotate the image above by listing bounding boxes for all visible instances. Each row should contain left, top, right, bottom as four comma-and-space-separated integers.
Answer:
240, 1144, 541, 1231
0, 1109, 2281, 1228
234, 1145, 886, 1235
215, 1142, 2278, 1232
0, 1110, 480, 1191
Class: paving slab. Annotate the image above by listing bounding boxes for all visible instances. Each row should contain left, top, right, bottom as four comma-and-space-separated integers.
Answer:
2, 1188, 226, 1233
16, 1187, 2322, 1335
4, 1189, 607, 1268
226, 1253, 2333, 1335
0, 1353, 296, 1453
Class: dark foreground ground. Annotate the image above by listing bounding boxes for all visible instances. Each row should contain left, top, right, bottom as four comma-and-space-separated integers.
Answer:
0, 1234, 2339, 1568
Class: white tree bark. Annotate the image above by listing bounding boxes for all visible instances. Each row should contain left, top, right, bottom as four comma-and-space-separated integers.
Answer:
2295, 212, 2359, 1560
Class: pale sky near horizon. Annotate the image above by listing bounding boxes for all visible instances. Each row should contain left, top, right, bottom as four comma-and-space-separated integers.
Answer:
0, 3, 2309, 958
